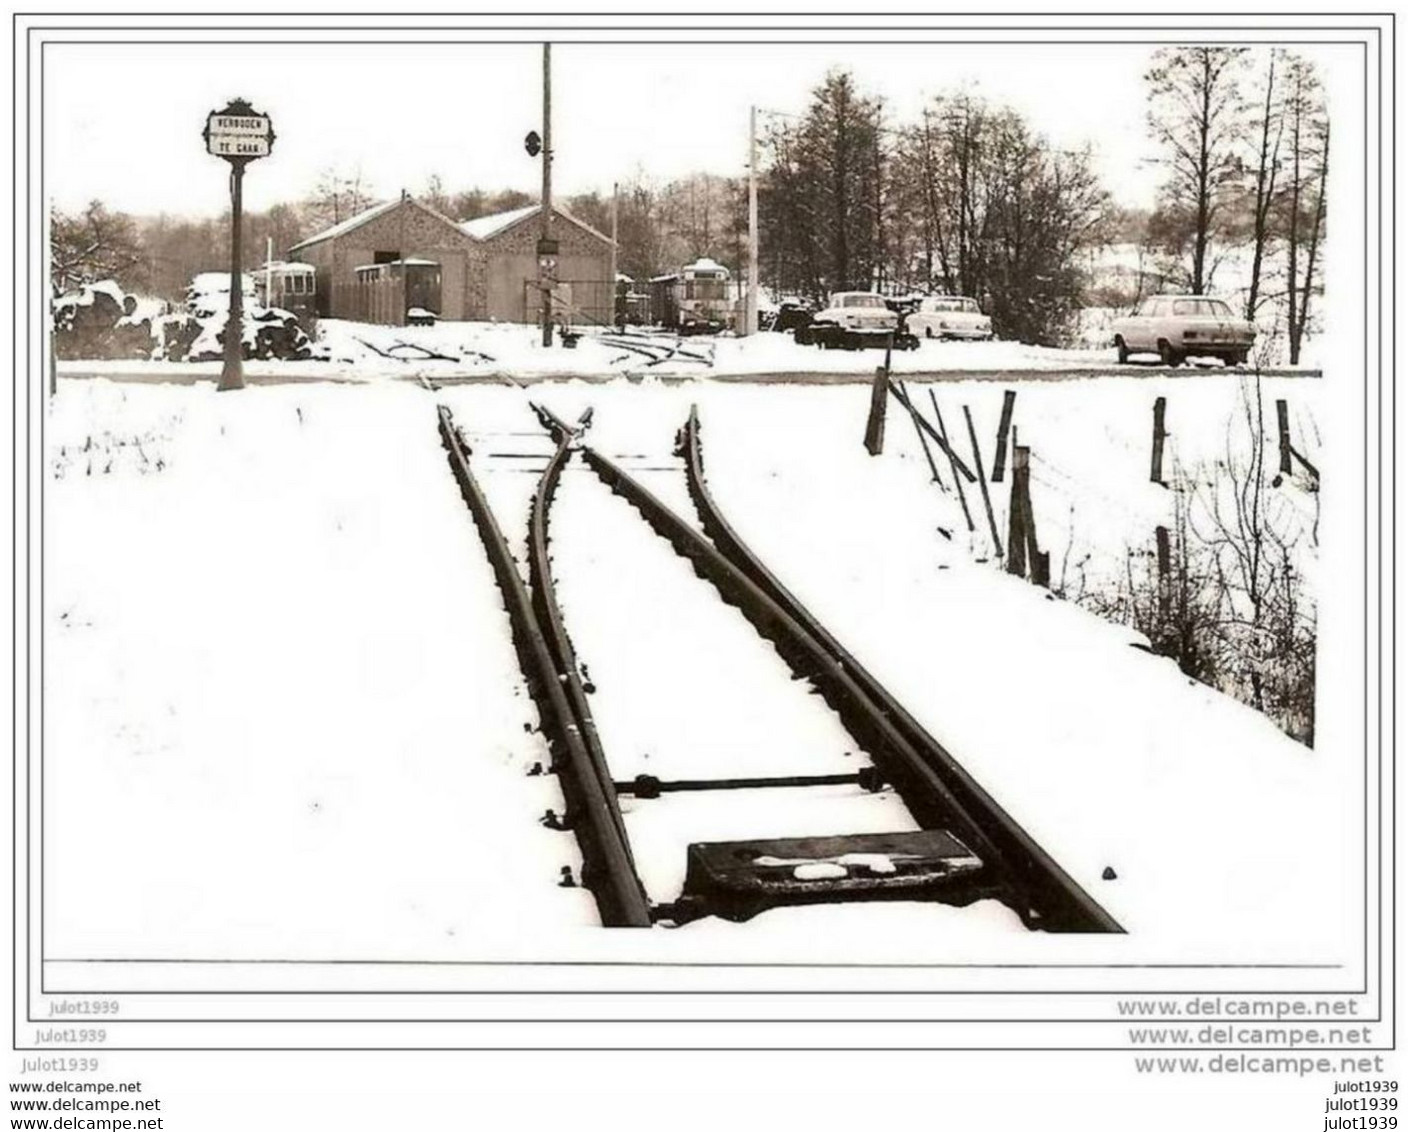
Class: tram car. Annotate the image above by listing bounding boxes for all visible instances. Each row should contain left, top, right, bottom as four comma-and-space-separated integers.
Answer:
613, 274, 650, 327
647, 257, 736, 335
343, 258, 442, 326
253, 260, 318, 328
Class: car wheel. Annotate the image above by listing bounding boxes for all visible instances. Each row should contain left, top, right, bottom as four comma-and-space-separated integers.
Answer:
1115, 336, 1130, 364
1157, 339, 1183, 368
924, 327, 935, 340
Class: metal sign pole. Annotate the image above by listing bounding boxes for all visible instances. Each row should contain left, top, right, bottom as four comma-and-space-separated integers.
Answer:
202, 97, 274, 393
219, 159, 246, 391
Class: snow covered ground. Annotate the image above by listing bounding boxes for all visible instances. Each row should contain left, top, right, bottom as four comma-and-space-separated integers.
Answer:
56, 316, 1324, 385
43, 370, 1350, 975
45, 381, 597, 961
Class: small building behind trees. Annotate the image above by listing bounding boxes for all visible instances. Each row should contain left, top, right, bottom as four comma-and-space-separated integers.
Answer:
288, 194, 614, 327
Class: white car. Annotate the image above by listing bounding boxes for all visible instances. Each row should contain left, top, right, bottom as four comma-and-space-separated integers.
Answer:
908, 295, 993, 341
811, 292, 899, 335
1110, 294, 1256, 367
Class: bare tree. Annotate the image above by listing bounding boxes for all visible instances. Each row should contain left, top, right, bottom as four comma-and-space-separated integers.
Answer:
305, 166, 375, 231
1282, 53, 1329, 365
891, 94, 1109, 343
50, 200, 145, 294
1145, 46, 1249, 294
1244, 50, 1285, 320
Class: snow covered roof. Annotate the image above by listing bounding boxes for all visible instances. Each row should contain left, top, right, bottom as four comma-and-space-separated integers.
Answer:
459, 204, 540, 240
458, 203, 614, 247
289, 196, 468, 253
683, 256, 728, 274
258, 260, 315, 274
288, 199, 403, 252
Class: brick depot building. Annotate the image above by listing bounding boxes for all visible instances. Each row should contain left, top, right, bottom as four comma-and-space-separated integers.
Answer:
288, 195, 614, 325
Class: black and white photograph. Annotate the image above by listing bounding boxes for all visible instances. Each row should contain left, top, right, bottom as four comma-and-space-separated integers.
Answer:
6, 8, 1395, 1127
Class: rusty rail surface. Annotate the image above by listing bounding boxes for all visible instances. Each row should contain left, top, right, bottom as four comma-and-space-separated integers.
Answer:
436, 405, 651, 927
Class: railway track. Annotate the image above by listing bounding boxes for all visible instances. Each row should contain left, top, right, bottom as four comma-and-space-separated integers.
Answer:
438, 401, 1122, 933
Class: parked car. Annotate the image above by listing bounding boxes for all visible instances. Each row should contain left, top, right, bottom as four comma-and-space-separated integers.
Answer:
766, 298, 814, 333
907, 295, 994, 341
795, 291, 916, 349
812, 292, 899, 334
1110, 295, 1256, 367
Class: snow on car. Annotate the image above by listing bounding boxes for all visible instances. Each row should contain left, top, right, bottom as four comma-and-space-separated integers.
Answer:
794, 291, 916, 350
814, 291, 899, 333
1110, 294, 1256, 367
908, 295, 994, 341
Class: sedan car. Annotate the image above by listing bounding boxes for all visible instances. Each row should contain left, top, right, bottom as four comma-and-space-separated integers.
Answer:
795, 292, 908, 349
1111, 295, 1256, 367
907, 295, 994, 341
812, 292, 900, 334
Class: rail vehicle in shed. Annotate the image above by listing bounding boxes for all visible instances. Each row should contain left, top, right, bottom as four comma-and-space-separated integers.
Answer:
647, 257, 737, 335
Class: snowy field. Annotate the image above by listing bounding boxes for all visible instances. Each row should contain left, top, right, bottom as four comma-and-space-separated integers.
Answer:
56, 316, 1324, 385
42, 371, 1351, 976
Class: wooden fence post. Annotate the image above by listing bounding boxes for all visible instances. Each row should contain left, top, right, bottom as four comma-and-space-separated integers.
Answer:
1276, 399, 1293, 477
1022, 453, 1049, 587
864, 365, 888, 455
1006, 444, 1048, 585
896, 379, 946, 489
963, 405, 1003, 559
1151, 395, 1168, 485
932, 400, 975, 533
992, 389, 1016, 482
1155, 524, 1172, 623
1007, 445, 1029, 576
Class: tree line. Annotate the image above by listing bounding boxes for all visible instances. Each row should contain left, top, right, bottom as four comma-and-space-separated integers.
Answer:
50, 48, 1329, 357
758, 51, 1327, 351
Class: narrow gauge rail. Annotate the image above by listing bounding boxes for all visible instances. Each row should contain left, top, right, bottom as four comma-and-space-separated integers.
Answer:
674, 407, 1123, 934
440, 402, 1120, 932
437, 406, 651, 926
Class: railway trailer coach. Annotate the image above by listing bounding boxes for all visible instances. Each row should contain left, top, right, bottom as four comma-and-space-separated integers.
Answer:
648, 257, 737, 334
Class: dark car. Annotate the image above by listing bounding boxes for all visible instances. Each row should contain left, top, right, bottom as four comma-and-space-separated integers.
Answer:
767, 299, 815, 333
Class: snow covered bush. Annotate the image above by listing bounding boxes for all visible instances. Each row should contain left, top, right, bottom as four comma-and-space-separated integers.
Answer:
156, 272, 313, 362
52, 280, 162, 360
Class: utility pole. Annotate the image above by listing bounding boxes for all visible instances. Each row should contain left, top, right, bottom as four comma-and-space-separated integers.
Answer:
610, 180, 619, 326
745, 104, 759, 337
539, 42, 555, 348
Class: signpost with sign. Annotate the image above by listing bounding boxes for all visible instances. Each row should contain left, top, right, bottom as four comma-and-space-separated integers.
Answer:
202, 99, 274, 391
538, 45, 554, 347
